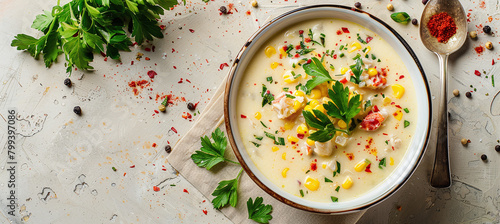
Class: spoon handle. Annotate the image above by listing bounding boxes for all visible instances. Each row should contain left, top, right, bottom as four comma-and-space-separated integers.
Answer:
430, 53, 451, 188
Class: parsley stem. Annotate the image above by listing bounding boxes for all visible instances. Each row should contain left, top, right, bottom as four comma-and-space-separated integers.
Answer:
225, 159, 241, 165
236, 168, 244, 180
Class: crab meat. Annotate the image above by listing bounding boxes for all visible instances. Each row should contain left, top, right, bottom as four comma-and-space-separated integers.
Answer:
326, 160, 337, 171
301, 143, 313, 156
334, 134, 349, 146
314, 139, 335, 157
389, 137, 402, 150
360, 109, 388, 131
272, 92, 304, 119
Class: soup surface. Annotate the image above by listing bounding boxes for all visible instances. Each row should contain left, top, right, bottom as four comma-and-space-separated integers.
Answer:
236, 19, 417, 203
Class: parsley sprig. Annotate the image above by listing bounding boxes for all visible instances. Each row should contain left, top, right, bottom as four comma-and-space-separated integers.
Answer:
303, 57, 333, 94
212, 168, 243, 209
191, 128, 240, 170
12, 0, 182, 73
247, 197, 273, 224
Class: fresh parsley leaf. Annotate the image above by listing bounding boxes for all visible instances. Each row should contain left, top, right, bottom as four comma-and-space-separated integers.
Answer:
335, 186, 340, 192
303, 57, 333, 94
379, 158, 387, 169
32, 10, 54, 32
325, 177, 333, 183
261, 84, 274, 107
212, 169, 243, 209
191, 128, 239, 170
266, 76, 273, 83
303, 109, 345, 142
391, 12, 411, 24
247, 197, 273, 224
254, 135, 264, 141
349, 58, 364, 84
323, 81, 362, 129
404, 120, 410, 128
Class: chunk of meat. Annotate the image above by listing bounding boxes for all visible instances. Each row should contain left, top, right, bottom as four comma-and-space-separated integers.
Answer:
360, 109, 388, 131
314, 139, 334, 157
272, 92, 303, 119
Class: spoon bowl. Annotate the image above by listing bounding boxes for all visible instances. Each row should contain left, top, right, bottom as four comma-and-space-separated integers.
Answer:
419, 0, 467, 188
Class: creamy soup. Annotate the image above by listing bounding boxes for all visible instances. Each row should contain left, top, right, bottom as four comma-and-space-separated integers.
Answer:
236, 19, 417, 203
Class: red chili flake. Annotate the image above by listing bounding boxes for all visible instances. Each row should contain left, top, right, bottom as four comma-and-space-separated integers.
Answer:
145, 57, 150, 61
395, 105, 402, 109
100, 52, 106, 57
297, 134, 305, 139
475, 46, 484, 54
131, 61, 134, 65
172, 48, 176, 53
305, 38, 311, 43
162, 168, 167, 171
178, 78, 183, 83
333, 54, 338, 59
128, 81, 137, 87
339, 77, 348, 84
295, 45, 301, 50
427, 12, 457, 43
145, 48, 151, 52
153, 186, 160, 192
173, 66, 177, 69
220, 63, 229, 70
336, 30, 343, 35
310, 162, 317, 171
246, 10, 251, 15
299, 30, 304, 35
346, 153, 354, 160
171, 127, 177, 133
399, 75, 405, 79
160, 25, 166, 30
341, 27, 350, 33
154, 110, 159, 114
366, 36, 373, 43
365, 163, 372, 173
147, 70, 157, 79
183, 189, 189, 194
123, 173, 126, 176
294, 53, 299, 58
152, 143, 157, 147
202, 210, 207, 215
130, 165, 135, 168
493, 59, 496, 65
474, 70, 481, 76
241, 114, 247, 118
306, 59, 312, 64
373, 105, 380, 112
282, 45, 288, 51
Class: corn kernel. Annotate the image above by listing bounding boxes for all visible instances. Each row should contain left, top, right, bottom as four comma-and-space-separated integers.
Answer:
354, 159, 371, 172
279, 48, 286, 56
383, 97, 392, 106
304, 176, 320, 191
340, 67, 348, 74
322, 97, 332, 104
368, 68, 378, 77
391, 84, 405, 99
265, 46, 276, 57
393, 110, 403, 121
309, 89, 322, 99
342, 176, 353, 189
296, 124, 308, 135
314, 104, 325, 114
284, 121, 294, 130
254, 112, 262, 120
319, 84, 328, 96
282, 152, 286, 160
338, 120, 347, 129
272, 146, 279, 152
364, 46, 371, 54
282, 168, 289, 178
322, 163, 327, 169
304, 105, 313, 113
271, 62, 279, 69
306, 138, 315, 146
348, 42, 362, 53
287, 135, 299, 143
283, 70, 298, 83
293, 100, 302, 111
294, 90, 305, 97
390, 157, 394, 166
309, 100, 320, 108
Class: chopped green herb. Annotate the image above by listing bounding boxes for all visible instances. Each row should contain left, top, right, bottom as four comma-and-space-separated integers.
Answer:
266, 76, 273, 83
261, 85, 274, 107
299, 189, 304, 197
357, 33, 367, 44
339, 45, 344, 50
362, 48, 367, 53
283, 87, 289, 92
381, 93, 385, 98
305, 170, 310, 174
291, 71, 301, 79
377, 59, 381, 62
349, 58, 364, 84
320, 33, 326, 46
254, 135, 264, 141
324, 177, 333, 183
365, 54, 369, 58
170, 184, 176, 186
404, 108, 410, 113
251, 142, 261, 147
339, 53, 345, 58
330, 65, 335, 70
371, 54, 377, 60
378, 158, 387, 169
374, 94, 378, 97
264, 131, 275, 140
296, 48, 315, 55
492, 75, 495, 87
385, 140, 389, 145
308, 29, 323, 46
286, 94, 296, 99
112, 167, 117, 172
364, 100, 372, 111
331, 196, 338, 202
390, 12, 411, 24
276, 137, 285, 146
404, 120, 410, 128
335, 186, 340, 192
326, 50, 330, 54
260, 121, 267, 128
353, 53, 361, 60
285, 44, 294, 57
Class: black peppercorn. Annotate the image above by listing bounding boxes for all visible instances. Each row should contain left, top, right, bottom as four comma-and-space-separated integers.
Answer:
480, 154, 487, 161
354, 2, 361, 8
411, 18, 418, 25
187, 102, 195, 110
465, 92, 472, 98
483, 25, 491, 34
495, 145, 500, 152
64, 78, 72, 87
73, 106, 82, 115
220, 6, 227, 14
165, 145, 172, 153
422, 0, 429, 4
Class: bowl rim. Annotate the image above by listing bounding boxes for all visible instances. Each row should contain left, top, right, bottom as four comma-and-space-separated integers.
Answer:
223, 4, 432, 214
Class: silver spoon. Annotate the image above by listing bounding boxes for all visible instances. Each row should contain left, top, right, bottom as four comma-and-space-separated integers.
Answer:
420, 0, 467, 188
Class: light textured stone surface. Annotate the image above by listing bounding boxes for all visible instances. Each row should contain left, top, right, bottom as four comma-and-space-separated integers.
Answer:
0, 0, 498, 223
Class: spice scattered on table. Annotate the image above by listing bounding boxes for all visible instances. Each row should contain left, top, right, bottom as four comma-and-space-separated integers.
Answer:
220, 6, 228, 14
354, 2, 361, 8
427, 12, 457, 43
73, 106, 82, 115
453, 89, 460, 97
112, 167, 117, 172
387, 4, 394, 11
483, 25, 491, 34
165, 145, 172, 153
485, 41, 493, 50
495, 145, 500, 152
159, 97, 168, 112
411, 19, 418, 25
461, 138, 468, 145
469, 31, 477, 39
480, 154, 487, 161
465, 92, 472, 98
251, 0, 258, 7
64, 78, 72, 87
153, 186, 160, 192
187, 102, 196, 110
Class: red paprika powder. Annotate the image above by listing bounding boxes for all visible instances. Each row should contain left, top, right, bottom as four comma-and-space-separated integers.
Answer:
427, 12, 457, 43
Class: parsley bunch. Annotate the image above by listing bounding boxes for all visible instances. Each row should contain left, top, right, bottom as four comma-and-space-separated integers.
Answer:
11, 0, 183, 73
191, 128, 239, 170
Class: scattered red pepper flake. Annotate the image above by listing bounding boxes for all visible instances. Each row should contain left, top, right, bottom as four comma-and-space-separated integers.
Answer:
220, 63, 229, 70
341, 27, 350, 33
241, 114, 247, 118
475, 46, 484, 54
152, 143, 157, 147
366, 36, 373, 43
336, 30, 343, 35
171, 127, 177, 133
310, 162, 317, 171
492, 59, 495, 65
130, 165, 135, 168
189, 29, 195, 33
304, 38, 311, 43
346, 153, 354, 161
299, 30, 304, 35
427, 12, 457, 43
365, 163, 372, 173
145, 48, 151, 52
474, 70, 481, 76
153, 186, 160, 192
183, 189, 189, 194
147, 70, 157, 79
202, 210, 207, 215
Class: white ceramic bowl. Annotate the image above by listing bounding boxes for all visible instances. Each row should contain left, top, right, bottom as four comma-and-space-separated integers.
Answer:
224, 5, 432, 214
